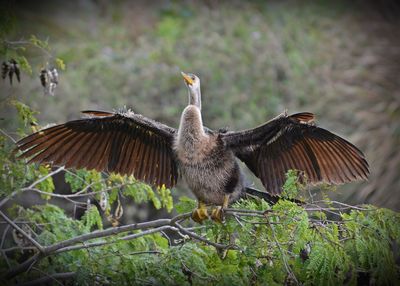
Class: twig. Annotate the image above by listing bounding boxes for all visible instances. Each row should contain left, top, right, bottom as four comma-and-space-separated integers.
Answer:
16, 272, 76, 286
53, 226, 175, 254
0, 128, 16, 143
0, 167, 65, 209
0, 210, 44, 252
4, 39, 53, 58
173, 222, 231, 250
21, 183, 128, 200
27, 167, 64, 189
266, 217, 299, 285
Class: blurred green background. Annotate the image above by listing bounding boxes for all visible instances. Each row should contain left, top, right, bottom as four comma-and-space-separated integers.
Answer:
1, 0, 399, 210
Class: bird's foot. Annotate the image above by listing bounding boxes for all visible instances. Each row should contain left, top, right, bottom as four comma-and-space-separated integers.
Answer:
211, 194, 230, 223
191, 204, 209, 224
210, 206, 225, 223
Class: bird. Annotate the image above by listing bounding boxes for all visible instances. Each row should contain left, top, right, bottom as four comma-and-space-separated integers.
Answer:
15, 72, 369, 223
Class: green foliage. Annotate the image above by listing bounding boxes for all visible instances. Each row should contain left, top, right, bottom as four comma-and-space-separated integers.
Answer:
158, 184, 173, 213
83, 205, 103, 231
55, 58, 66, 71
282, 169, 304, 199
5, 197, 399, 285
29, 35, 49, 51
11, 100, 38, 130
15, 55, 32, 75
36, 165, 55, 200
175, 196, 197, 214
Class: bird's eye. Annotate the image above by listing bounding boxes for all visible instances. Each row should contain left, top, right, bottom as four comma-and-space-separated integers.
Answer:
191, 76, 195, 80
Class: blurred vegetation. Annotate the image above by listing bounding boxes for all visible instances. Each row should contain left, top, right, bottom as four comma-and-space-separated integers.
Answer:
1, 0, 398, 209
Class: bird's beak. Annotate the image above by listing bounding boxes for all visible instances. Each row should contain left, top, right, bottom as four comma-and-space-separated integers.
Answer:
181, 71, 193, 85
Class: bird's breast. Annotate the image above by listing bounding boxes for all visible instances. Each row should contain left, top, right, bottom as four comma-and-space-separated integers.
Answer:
174, 133, 217, 164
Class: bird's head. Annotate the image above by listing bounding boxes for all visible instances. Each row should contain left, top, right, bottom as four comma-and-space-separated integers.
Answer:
181, 71, 200, 91
181, 71, 202, 109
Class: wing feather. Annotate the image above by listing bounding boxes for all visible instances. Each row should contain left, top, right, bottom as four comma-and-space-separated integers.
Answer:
15, 110, 179, 189
222, 112, 369, 194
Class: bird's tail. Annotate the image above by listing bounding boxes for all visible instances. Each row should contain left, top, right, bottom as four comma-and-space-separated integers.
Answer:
244, 186, 304, 205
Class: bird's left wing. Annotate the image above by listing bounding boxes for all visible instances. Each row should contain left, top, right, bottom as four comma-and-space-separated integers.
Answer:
221, 112, 369, 195
15, 110, 179, 188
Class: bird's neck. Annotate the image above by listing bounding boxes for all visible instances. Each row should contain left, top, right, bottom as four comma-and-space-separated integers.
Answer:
189, 88, 201, 110
177, 105, 206, 145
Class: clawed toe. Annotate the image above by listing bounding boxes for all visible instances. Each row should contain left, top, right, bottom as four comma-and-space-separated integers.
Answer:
211, 206, 225, 223
191, 207, 209, 224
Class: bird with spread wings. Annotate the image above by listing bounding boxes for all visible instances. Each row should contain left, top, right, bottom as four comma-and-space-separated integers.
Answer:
15, 72, 369, 223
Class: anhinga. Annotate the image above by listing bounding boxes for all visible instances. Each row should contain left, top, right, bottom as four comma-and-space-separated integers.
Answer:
16, 72, 369, 223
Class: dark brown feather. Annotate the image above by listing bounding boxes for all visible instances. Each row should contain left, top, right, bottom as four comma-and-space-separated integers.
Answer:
15, 110, 179, 189
223, 112, 369, 194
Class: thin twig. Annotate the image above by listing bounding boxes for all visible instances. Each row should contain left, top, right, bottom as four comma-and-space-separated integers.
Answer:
53, 226, 175, 254
16, 271, 76, 286
0, 167, 65, 209
0, 128, 16, 143
266, 217, 299, 285
27, 167, 65, 189
0, 211, 44, 253
173, 222, 231, 250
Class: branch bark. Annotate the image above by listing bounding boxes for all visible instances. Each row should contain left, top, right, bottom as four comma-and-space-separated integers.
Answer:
3, 211, 241, 280
16, 271, 76, 286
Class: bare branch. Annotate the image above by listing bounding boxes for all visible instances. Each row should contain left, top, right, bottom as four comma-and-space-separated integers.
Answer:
0, 128, 16, 143
0, 167, 65, 209
173, 222, 232, 250
53, 225, 175, 254
0, 210, 44, 252
27, 167, 65, 189
266, 217, 299, 284
16, 272, 76, 286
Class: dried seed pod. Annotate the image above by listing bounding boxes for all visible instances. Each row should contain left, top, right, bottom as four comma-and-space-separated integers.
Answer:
1, 62, 8, 79
49, 68, 58, 84
39, 67, 58, 96
114, 198, 123, 220
9, 59, 20, 83
40, 69, 47, 87
48, 82, 57, 96
12, 225, 32, 247
99, 191, 108, 211
300, 242, 311, 262
12, 229, 25, 247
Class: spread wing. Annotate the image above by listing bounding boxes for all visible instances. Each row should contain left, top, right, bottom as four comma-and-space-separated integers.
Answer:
221, 112, 369, 195
15, 110, 179, 188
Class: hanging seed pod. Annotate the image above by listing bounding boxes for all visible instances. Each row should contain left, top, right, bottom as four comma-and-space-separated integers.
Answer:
1, 62, 8, 80
1, 59, 20, 85
99, 191, 108, 211
48, 82, 57, 96
12, 225, 32, 247
39, 67, 59, 96
114, 198, 123, 220
39, 69, 47, 87
12, 229, 25, 247
49, 67, 58, 84
300, 242, 311, 262
10, 59, 20, 83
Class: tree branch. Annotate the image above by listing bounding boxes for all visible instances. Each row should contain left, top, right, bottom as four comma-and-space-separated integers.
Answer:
0, 210, 44, 252
16, 272, 76, 286
3, 210, 251, 280
0, 167, 65, 209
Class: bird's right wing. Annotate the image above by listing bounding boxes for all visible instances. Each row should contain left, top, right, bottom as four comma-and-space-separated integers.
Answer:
15, 110, 179, 188
221, 112, 369, 195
